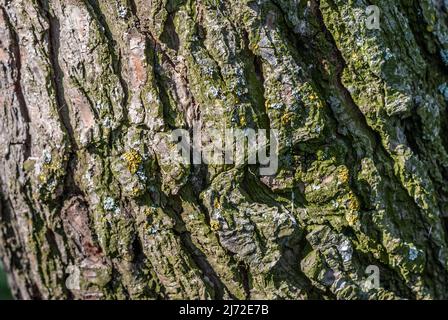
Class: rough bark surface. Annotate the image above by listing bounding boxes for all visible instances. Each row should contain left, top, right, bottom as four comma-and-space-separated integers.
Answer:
1, 0, 448, 300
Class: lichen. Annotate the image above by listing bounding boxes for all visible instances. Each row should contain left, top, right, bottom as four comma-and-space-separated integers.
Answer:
123, 149, 143, 175
210, 220, 220, 232
103, 197, 120, 215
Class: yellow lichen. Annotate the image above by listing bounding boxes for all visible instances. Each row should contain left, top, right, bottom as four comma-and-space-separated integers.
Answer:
251, 42, 259, 52
281, 112, 294, 125
210, 219, 220, 232
214, 198, 221, 209
42, 160, 64, 175
338, 167, 350, 184
38, 173, 47, 183
123, 149, 143, 174
345, 210, 359, 227
131, 186, 145, 198
240, 114, 247, 127
348, 192, 361, 212
144, 207, 156, 217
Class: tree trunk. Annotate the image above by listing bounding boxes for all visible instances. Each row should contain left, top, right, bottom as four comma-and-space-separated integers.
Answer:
1, 0, 448, 300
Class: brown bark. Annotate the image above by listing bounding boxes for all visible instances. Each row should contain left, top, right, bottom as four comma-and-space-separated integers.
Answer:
1, 0, 448, 299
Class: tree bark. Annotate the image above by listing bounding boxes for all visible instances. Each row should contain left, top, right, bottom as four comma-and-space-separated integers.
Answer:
0, 0, 448, 300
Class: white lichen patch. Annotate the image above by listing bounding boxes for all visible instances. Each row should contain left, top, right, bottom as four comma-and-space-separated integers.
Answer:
43, 150, 52, 164
103, 197, 120, 215
117, 5, 128, 19
338, 239, 353, 263
408, 246, 420, 261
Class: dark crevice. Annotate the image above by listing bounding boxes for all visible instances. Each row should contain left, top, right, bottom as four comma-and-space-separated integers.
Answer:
182, 185, 253, 300
44, 226, 72, 299
167, 193, 234, 299
402, 115, 423, 158
242, 29, 271, 130
312, 0, 424, 211
153, 56, 178, 130
38, 3, 78, 150
131, 235, 144, 263
160, 12, 179, 52
179, 231, 231, 299
1, 7, 31, 160
0, 189, 26, 279
253, 53, 264, 84
399, 1, 448, 75
237, 261, 251, 300
439, 114, 448, 160
85, 0, 129, 121
443, 216, 448, 236
37, 2, 83, 211
127, 0, 139, 20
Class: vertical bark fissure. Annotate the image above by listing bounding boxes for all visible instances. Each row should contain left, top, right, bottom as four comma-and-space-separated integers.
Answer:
1, 7, 31, 159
